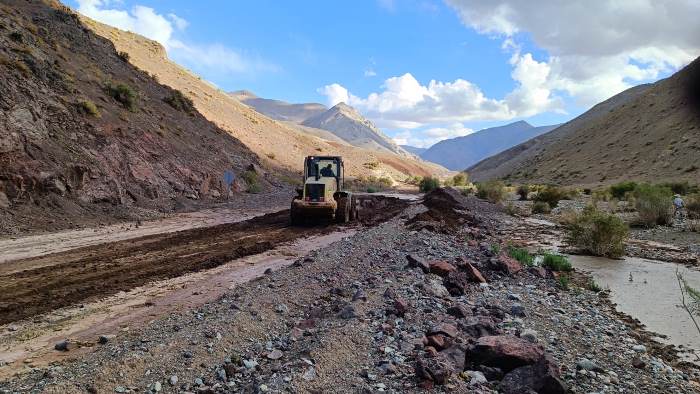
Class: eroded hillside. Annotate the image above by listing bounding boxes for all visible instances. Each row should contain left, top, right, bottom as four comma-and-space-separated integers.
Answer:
0, 0, 270, 234
469, 57, 700, 185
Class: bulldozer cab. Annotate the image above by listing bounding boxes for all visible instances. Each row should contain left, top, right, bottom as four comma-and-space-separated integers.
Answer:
304, 156, 343, 190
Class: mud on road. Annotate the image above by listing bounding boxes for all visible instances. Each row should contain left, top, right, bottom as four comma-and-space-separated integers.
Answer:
0, 195, 408, 325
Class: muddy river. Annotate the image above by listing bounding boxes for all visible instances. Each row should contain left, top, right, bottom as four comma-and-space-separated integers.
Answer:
569, 254, 700, 359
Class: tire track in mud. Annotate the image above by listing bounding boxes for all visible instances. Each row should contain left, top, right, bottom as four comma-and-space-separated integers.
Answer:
0, 196, 407, 325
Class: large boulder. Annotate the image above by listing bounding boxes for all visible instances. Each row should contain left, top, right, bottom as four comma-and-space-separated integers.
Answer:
406, 254, 430, 273
464, 262, 487, 283
461, 316, 499, 338
467, 335, 544, 372
489, 255, 523, 275
500, 355, 567, 394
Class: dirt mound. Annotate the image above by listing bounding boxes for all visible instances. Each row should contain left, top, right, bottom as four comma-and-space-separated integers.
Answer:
408, 188, 501, 233
469, 56, 700, 186
0, 1, 275, 235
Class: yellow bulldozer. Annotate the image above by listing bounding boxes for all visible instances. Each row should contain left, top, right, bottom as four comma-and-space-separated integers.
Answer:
290, 156, 358, 224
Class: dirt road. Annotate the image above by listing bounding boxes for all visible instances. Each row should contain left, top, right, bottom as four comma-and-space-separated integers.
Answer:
0, 195, 407, 325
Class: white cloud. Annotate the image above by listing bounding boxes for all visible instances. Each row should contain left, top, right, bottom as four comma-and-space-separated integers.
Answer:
446, 0, 700, 105
319, 72, 548, 130
364, 68, 377, 77
75, 0, 277, 77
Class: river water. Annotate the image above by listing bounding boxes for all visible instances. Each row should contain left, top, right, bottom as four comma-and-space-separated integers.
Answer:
569, 254, 700, 359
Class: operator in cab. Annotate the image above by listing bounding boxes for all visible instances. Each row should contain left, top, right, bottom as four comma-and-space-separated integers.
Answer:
320, 164, 335, 177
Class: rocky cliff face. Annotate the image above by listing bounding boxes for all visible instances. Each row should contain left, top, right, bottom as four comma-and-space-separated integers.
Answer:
302, 103, 411, 156
0, 1, 264, 233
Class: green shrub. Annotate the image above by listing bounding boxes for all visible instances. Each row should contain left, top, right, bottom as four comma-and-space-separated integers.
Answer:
507, 246, 534, 267
557, 274, 570, 290
105, 82, 137, 111
661, 181, 697, 195
452, 172, 468, 186
476, 180, 505, 203
366, 186, 377, 193
565, 206, 628, 258
79, 100, 100, 117
405, 175, 423, 186
242, 170, 261, 193
164, 90, 195, 114
117, 51, 130, 62
542, 253, 572, 271
633, 184, 673, 227
587, 279, 602, 292
534, 186, 567, 208
531, 201, 551, 214
516, 185, 529, 200
419, 176, 440, 193
609, 181, 638, 199
688, 194, 700, 219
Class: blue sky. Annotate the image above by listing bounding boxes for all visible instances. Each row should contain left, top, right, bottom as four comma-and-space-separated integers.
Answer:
71, 0, 699, 148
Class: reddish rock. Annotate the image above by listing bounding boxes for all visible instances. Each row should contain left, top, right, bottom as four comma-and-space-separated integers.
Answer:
468, 240, 478, 247
465, 262, 487, 283
447, 303, 473, 319
393, 298, 410, 316
425, 346, 439, 358
468, 335, 545, 372
632, 357, 646, 369
494, 254, 523, 275
443, 271, 470, 296
428, 323, 459, 338
429, 260, 457, 277
427, 334, 448, 350
415, 357, 454, 385
500, 355, 567, 394
406, 254, 430, 273
297, 319, 316, 330
528, 266, 548, 278
440, 345, 466, 371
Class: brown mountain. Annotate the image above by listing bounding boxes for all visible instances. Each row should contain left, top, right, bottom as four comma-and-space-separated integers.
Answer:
469, 56, 700, 185
82, 17, 445, 181
0, 0, 272, 234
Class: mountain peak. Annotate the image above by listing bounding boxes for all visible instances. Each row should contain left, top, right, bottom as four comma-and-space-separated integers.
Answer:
230, 90, 258, 100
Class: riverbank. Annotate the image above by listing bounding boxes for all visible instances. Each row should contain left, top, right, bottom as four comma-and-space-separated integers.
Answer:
1, 189, 698, 393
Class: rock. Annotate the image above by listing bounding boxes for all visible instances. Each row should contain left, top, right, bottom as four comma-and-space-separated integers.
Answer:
464, 262, 487, 283
194, 377, 204, 386
500, 355, 567, 394
243, 359, 258, 369
392, 298, 409, 316
447, 303, 472, 319
528, 266, 548, 278
440, 345, 466, 371
464, 370, 487, 386
54, 340, 71, 352
415, 356, 454, 385
302, 366, 317, 381
427, 334, 448, 350
338, 305, 356, 319
429, 260, 457, 277
461, 316, 498, 338
510, 304, 526, 317
151, 381, 162, 392
428, 323, 459, 338
274, 304, 288, 314
98, 335, 115, 344
632, 357, 646, 369
406, 254, 430, 273
520, 329, 539, 343
114, 386, 127, 393
467, 335, 544, 372
426, 278, 450, 298
182, 350, 193, 359
267, 349, 283, 360
168, 375, 178, 386
632, 344, 647, 353
490, 255, 523, 275
443, 271, 470, 296
352, 289, 367, 302
576, 358, 604, 373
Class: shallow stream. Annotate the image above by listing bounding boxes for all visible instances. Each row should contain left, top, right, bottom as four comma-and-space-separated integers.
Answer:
569, 254, 700, 359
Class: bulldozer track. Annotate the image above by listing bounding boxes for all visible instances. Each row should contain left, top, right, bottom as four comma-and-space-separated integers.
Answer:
0, 195, 408, 325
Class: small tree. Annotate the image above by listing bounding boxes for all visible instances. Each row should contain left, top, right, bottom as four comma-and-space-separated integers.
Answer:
476, 180, 505, 203
452, 172, 468, 186
565, 206, 628, 258
516, 185, 530, 201
419, 176, 440, 193
634, 184, 673, 227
